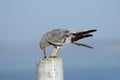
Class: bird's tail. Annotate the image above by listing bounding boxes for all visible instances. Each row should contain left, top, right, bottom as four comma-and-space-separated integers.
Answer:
72, 41, 93, 48
71, 29, 97, 42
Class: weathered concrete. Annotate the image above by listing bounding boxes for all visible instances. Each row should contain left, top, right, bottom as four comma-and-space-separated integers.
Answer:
37, 57, 63, 80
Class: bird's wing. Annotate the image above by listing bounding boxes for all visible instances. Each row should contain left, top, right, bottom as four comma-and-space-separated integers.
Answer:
47, 38, 63, 46
46, 29, 68, 46
72, 41, 93, 48
73, 29, 97, 36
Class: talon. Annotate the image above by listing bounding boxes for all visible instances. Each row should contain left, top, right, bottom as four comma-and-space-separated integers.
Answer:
49, 56, 57, 58
50, 52, 57, 58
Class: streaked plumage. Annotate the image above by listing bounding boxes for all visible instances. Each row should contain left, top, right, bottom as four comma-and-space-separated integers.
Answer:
40, 29, 97, 58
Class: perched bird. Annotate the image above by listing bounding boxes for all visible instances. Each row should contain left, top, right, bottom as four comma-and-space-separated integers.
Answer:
40, 29, 97, 58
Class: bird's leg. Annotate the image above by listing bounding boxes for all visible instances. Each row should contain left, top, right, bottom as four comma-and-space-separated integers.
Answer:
50, 48, 57, 58
50, 46, 59, 58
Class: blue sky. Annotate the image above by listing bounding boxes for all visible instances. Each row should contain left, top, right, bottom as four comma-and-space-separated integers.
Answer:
0, 0, 120, 80
0, 0, 120, 42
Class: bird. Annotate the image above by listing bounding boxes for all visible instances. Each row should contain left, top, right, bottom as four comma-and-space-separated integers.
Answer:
39, 29, 97, 58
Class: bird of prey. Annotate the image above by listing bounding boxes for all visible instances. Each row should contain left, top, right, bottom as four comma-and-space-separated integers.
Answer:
40, 29, 97, 58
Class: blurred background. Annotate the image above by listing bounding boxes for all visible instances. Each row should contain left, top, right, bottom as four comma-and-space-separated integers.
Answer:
0, 0, 120, 80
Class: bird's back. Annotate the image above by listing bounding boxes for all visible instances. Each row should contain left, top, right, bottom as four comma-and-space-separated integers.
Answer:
40, 29, 73, 46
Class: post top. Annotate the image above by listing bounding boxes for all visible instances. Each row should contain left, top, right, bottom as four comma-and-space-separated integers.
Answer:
37, 56, 63, 64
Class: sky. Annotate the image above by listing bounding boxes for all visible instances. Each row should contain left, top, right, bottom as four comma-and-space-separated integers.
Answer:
0, 0, 120, 80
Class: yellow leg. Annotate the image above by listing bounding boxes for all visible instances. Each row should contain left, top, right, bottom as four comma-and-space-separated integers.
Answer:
50, 47, 60, 58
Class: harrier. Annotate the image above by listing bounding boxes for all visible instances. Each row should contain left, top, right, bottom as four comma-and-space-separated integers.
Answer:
40, 29, 97, 58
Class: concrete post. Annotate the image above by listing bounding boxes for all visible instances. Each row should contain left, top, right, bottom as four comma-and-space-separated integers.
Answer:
37, 57, 64, 80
